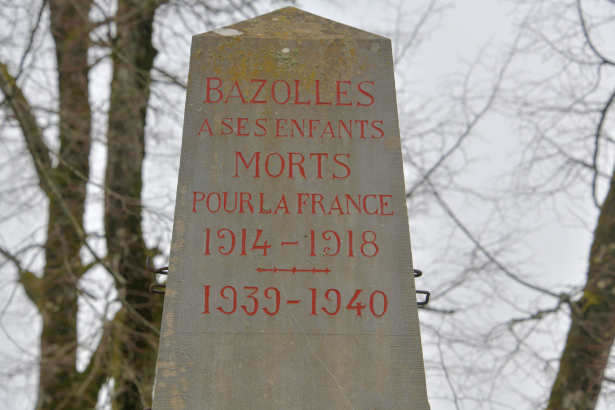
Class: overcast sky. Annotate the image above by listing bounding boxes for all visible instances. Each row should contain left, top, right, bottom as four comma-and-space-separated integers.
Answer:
301, 0, 592, 300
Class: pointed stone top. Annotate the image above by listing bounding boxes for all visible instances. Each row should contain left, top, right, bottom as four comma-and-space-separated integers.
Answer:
198, 7, 386, 40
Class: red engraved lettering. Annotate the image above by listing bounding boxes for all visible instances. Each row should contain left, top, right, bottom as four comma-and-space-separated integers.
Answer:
291, 119, 305, 137
294, 80, 311, 105
309, 153, 328, 178
297, 193, 309, 214
192, 191, 205, 212
217, 286, 237, 314
347, 289, 367, 316
345, 194, 361, 214
310, 230, 316, 256
275, 119, 288, 137
380, 195, 393, 215
250, 79, 267, 103
265, 153, 285, 177
259, 193, 271, 214
252, 229, 272, 255
315, 80, 331, 105
322, 289, 341, 315
263, 287, 280, 315
207, 192, 221, 212
223, 192, 238, 212
333, 153, 351, 179
312, 194, 325, 214
204, 77, 223, 103
363, 195, 378, 215
234, 151, 260, 178
328, 196, 345, 215
204, 228, 210, 255
308, 120, 320, 138
323, 230, 340, 256
370, 291, 388, 317
271, 80, 291, 104
372, 120, 384, 138
239, 192, 253, 213
309, 288, 317, 315
224, 81, 247, 103
273, 195, 290, 214
240, 229, 247, 255
203, 285, 210, 314
348, 230, 354, 257
237, 118, 249, 136
355, 120, 368, 138
339, 120, 352, 138
218, 229, 235, 255
255, 118, 267, 136
221, 118, 233, 135
361, 231, 379, 257
336, 81, 352, 106
320, 121, 336, 138
288, 153, 306, 179
241, 287, 259, 315
197, 118, 213, 136
357, 81, 375, 106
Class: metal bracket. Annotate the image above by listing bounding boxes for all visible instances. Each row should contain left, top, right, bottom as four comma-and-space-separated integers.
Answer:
146, 257, 429, 304
414, 268, 430, 306
147, 256, 168, 295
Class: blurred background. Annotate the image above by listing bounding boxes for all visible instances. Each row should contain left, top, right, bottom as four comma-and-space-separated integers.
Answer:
0, 0, 613, 408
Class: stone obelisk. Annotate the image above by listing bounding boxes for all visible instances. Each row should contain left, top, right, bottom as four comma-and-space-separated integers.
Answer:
152, 7, 429, 409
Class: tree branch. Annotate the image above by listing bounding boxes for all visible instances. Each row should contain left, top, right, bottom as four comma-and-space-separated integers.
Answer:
406, 32, 518, 198
577, 0, 615, 66
426, 179, 562, 298
0, 61, 52, 196
32, 153, 160, 336
592, 87, 615, 207
15, 0, 48, 82
0, 244, 42, 306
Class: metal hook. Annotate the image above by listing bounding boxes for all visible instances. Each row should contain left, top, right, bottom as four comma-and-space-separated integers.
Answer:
147, 257, 168, 295
416, 290, 430, 306
149, 283, 166, 294
146, 256, 168, 274
413, 268, 430, 306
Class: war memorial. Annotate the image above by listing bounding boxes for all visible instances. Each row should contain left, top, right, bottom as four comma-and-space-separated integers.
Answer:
152, 7, 430, 409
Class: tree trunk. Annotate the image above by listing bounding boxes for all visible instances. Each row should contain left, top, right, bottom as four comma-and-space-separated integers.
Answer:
547, 172, 615, 409
104, 1, 165, 407
36, 1, 95, 408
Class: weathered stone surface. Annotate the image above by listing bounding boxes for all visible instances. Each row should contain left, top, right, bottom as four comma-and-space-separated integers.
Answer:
153, 7, 429, 409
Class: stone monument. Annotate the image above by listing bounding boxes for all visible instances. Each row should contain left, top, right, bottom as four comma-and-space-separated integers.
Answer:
152, 7, 429, 409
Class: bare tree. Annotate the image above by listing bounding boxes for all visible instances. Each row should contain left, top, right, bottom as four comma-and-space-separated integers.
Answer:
0, 0, 276, 408
507, 1, 615, 408
362, 0, 615, 409
2, 0, 612, 409
395, 0, 615, 408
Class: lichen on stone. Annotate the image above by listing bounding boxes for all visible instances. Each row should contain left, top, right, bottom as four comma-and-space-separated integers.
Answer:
272, 48, 298, 67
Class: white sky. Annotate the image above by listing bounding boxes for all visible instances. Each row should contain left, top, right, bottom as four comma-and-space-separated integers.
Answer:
300, 0, 592, 290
